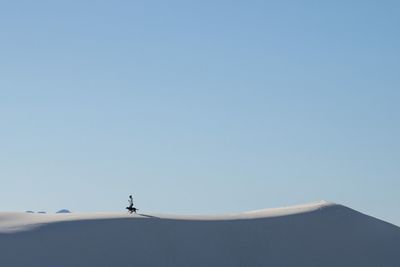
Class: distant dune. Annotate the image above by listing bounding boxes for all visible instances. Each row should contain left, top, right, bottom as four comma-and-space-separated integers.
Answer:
0, 201, 399, 267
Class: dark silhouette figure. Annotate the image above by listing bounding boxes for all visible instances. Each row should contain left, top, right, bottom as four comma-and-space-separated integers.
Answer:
126, 195, 137, 214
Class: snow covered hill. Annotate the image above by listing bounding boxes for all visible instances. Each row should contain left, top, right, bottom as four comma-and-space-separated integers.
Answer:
0, 201, 399, 267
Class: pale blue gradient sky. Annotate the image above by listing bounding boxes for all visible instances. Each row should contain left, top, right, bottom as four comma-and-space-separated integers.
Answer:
0, 1, 399, 225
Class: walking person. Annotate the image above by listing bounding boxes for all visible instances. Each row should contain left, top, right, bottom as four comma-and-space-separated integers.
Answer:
126, 195, 137, 214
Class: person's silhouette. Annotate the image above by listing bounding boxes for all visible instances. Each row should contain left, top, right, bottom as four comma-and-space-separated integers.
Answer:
128, 195, 133, 208
126, 195, 137, 213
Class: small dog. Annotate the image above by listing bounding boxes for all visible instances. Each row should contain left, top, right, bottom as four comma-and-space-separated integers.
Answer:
126, 206, 138, 214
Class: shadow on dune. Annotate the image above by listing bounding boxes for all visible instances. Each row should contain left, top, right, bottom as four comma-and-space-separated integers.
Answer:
137, 213, 160, 219
0, 205, 399, 267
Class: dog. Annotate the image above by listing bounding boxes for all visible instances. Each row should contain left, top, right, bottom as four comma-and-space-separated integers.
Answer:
126, 206, 138, 214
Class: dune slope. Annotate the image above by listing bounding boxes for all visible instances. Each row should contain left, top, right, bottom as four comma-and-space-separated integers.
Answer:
0, 201, 399, 267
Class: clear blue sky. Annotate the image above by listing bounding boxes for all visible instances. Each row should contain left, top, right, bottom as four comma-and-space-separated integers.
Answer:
1, 1, 399, 225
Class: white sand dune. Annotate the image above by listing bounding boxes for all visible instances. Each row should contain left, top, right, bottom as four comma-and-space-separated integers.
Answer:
0, 201, 399, 266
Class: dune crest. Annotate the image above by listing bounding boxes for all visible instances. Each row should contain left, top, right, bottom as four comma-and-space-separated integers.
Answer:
0, 201, 399, 267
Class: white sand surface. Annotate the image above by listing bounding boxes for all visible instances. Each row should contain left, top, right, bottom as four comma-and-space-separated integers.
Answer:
0, 200, 399, 266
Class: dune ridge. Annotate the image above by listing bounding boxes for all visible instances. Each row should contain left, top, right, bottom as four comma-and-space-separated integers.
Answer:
0, 201, 399, 267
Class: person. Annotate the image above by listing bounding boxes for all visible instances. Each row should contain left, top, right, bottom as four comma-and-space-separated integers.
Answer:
128, 195, 133, 209
126, 195, 137, 214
